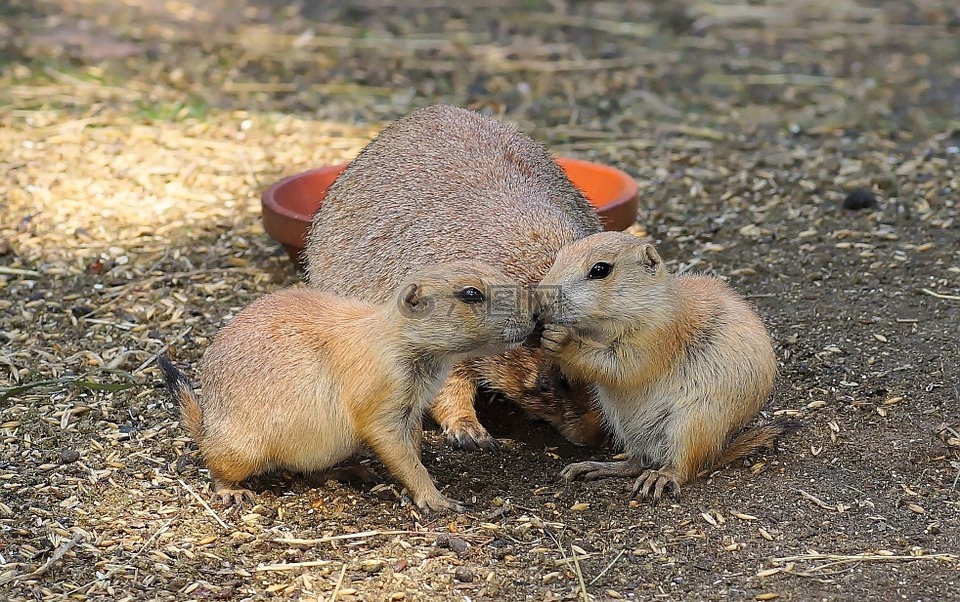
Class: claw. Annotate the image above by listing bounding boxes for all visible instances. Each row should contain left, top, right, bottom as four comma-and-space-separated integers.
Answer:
630, 469, 680, 503
415, 493, 466, 513
212, 487, 257, 507
561, 459, 643, 482
559, 460, 597, 481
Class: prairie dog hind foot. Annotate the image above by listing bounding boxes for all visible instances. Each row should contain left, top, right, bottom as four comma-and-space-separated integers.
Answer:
559, 458, 644, 482
411, 490, 466, 514
631, 469, 681, 502
211, 481, 258, 507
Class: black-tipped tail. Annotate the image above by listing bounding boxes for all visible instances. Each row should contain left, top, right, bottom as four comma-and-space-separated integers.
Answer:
158, 355, 188, 394
158, 355, 203, 443
718, 416, 803, 467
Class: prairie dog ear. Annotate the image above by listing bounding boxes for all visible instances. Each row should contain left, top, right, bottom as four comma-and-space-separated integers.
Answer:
400, 283, 431, 316
633, 243, 663, 274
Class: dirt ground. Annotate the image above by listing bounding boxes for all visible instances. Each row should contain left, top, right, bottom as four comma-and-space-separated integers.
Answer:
1, 0, 959, 600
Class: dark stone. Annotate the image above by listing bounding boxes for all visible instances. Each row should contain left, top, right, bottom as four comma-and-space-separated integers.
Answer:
71, 305, 93, 317
454, 567, 474, 582
60, 448, 80, 464
843, 188, 878, 210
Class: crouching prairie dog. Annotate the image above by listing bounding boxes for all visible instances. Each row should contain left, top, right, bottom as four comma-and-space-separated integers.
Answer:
303, 104, 604, 451
159, 260, 536, 511
538, 232, 799, 501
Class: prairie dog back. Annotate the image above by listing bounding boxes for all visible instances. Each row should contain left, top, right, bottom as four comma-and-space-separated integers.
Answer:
304, 104, 601, 296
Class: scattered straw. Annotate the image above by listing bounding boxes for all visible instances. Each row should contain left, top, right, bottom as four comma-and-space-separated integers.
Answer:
178, 478, 231, 531
589, 549, 626, 585
920, 288, 960, 301
0, 266, 41, 277
773, 552, 957, 566
255, 559, 334, 572
796, 489, 835, 511
330, 562, 348, 600
570, 543, 590, 602
274, 530, 420, 546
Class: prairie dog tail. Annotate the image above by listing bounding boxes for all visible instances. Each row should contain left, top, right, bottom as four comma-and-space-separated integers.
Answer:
717, 417, 802, 467
158, 355, 203, 443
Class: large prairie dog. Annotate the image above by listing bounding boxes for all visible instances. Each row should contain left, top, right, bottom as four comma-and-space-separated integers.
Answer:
538, 232, 799, 500
303, 104, 605, 451
159, 260, 535, 511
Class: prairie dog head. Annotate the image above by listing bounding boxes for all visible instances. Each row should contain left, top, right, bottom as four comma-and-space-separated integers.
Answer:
392, 260, 537, 357
537, 232, 672, 339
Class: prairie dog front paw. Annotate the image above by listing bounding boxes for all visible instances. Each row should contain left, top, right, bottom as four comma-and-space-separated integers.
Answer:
541, 323, 573, 357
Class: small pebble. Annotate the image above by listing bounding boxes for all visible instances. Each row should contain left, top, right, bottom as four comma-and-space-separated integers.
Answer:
448, 537, 471, 556
71, 305, 93, 317
361, 559, 384, 573
842, 187, 878, 210
454, 567, 474, 582
60, 449, 80, 464
488, 541, 514, 560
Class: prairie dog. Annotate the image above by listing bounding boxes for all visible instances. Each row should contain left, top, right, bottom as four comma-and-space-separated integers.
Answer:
538, 232, 798, 500
160, 260, 535, 511
303, 104, 604, 451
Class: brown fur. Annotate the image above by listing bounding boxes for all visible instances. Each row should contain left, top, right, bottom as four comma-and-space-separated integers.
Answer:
302, 104, 605, 450
716, 418, 803, 468
160, 260, 535, 511
537, 232, 798, 501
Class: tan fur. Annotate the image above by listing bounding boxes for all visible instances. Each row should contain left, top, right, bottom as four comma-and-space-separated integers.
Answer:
537, 232, 797, 501
160, 260, 535, 511
302, 104, 605, 450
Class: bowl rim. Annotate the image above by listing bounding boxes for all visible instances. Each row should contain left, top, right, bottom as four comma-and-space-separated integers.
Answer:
261, 157, 638, 223
262, 163, 348, 222
554, 156, 639, 209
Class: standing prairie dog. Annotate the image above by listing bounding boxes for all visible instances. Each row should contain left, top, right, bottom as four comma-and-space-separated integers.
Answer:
303, 104, 604, 451
538, 232, 799, 500
159, 260, 536, 512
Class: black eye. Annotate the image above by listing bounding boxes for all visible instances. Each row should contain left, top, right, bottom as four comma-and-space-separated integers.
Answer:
587, 262, 613, 280
454, 287, 485, 304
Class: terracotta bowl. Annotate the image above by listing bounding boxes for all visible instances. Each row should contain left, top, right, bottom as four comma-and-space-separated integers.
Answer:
261, 157, 639, 268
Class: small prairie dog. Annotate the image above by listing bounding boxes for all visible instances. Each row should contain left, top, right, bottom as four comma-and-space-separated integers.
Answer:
538, 232, 799, 500
160, 260, 536, 512
303, 104, 604, 451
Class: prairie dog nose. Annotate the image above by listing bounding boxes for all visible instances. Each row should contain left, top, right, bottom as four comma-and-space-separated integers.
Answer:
529, 284, 560, 320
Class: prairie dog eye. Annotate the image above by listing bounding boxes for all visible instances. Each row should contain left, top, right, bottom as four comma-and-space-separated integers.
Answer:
587, 262, 613, 280
454, 287, 485, 304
